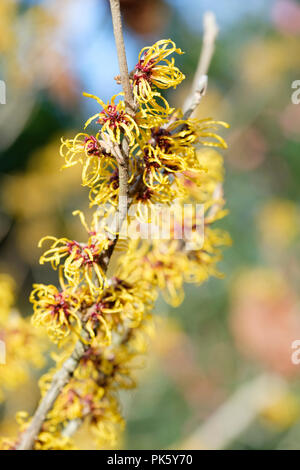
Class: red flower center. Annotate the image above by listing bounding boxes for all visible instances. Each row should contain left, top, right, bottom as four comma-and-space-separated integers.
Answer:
48, 293, 71, 318
84, 136, 101, 156
99, 105, 127, 129
134, 58, 155, 85
66, 241, 101, 265
150, 127, 172, 152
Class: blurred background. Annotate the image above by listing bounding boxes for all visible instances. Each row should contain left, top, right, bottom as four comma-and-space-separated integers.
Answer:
1, 0, 300, 450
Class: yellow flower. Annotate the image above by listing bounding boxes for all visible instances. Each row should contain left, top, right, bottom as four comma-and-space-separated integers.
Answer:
119, 239, 186, 307
136, 92, 174, 128
34, 315, 152, 449
131, 182, 180, 222
176, 148, 225, 205
86, 388, 124, 449
89, 164, 119, 208
88, 156, 136, 208
137, 124, 196, 188
60, 132, 114, 187
38, 211, 110, 292
120, 198, 231, 307
46, 373, 124, 449
6, 27, 232, 450
184, 118, 229, 149
30, 284, 82, 343
34, 431, 76, 451
185, 226, 232, 284
83, 92, 139, 146
84, 277, 154, 344
39, 235, 109, 292
135, 115, 228, 191
133, 39, 185, 104
16, 410, 77, 450
47, 380, 92, 426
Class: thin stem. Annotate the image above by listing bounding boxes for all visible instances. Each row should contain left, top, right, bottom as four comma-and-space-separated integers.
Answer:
182, 75, 208, 121
183, 11, 218, 117
109, 0, 132, 249
109, 0, 135, 114
193, 11, 219, 85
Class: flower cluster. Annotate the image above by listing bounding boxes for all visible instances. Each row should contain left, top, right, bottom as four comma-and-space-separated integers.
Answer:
37, 318, 152, 449
2, 39, 230, 450
30, 284, 82, 343
60, 40, 228, 212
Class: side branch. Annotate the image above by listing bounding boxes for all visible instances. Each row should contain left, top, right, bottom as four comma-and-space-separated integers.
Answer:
193, 11, 219, 85
183, 11, 218, 117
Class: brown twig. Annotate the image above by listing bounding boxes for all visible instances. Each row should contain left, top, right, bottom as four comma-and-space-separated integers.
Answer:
193, 12, 219, 85
16, 0, 134, 450
109, 0, 135, 114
